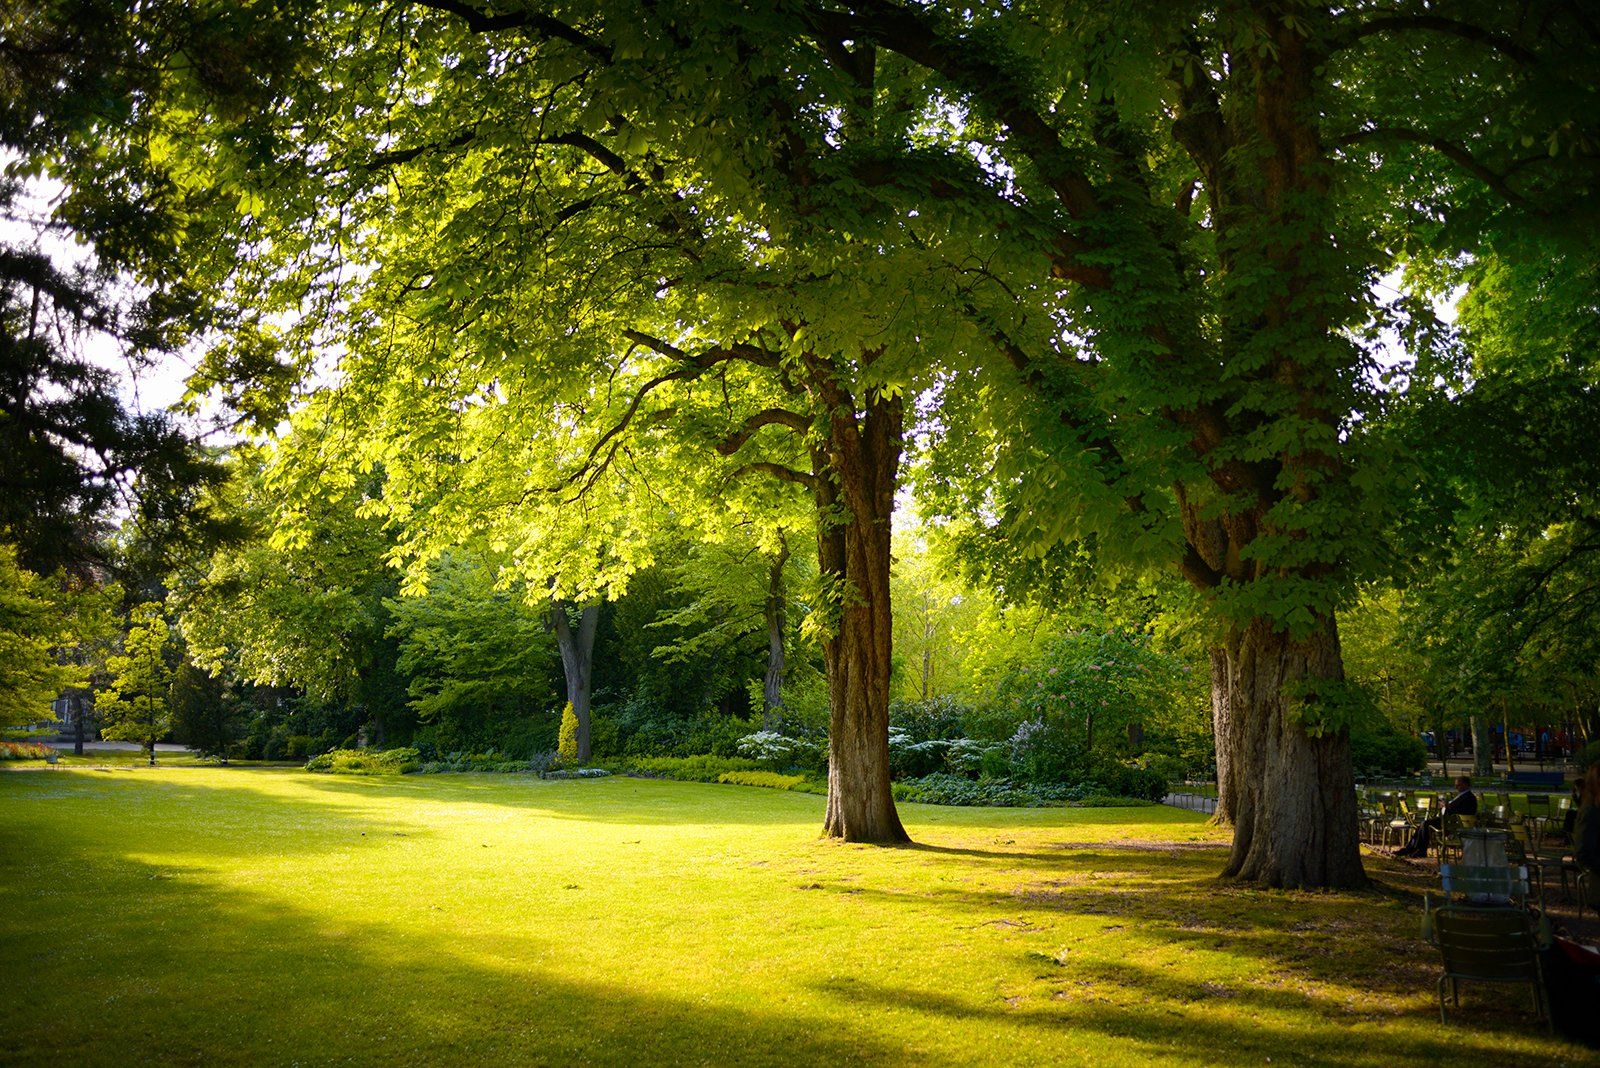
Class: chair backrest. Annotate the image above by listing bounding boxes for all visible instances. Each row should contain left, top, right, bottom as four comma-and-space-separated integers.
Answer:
1416, 795, 1434, 813
1428, 905, 1541, 982
1440, 863, 1530, 906
1526, 794, 1550, 811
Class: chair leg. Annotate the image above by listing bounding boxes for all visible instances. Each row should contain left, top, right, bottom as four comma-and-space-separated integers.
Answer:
1438, 975, 1449, 1024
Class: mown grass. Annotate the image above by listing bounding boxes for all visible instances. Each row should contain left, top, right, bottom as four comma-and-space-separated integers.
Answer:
0, 767, 1579, 1066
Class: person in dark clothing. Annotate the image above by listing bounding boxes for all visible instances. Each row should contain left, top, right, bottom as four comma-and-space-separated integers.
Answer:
1395, 775, 1478, 858
1574, 762, 1600, 875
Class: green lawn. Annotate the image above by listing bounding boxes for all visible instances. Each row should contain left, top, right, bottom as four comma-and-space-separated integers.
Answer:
0, 768, 1575, 1065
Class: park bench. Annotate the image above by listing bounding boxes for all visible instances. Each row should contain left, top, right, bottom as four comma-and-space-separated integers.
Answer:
1508, 771, 1566, 790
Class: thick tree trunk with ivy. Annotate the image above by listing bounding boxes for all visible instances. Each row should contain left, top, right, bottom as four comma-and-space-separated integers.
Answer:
762, 539, 789, 728
812, 386, 909, 845
549, 600, 599, 763
1213, 616, 1364, 888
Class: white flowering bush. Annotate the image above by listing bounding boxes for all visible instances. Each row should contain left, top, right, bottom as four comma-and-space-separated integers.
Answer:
736, 730, 822, 769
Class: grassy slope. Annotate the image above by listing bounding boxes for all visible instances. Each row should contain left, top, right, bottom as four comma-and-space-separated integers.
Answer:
0, 769, 1575, 1066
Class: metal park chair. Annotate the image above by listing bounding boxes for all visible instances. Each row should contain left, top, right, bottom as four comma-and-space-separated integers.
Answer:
1422, 894, 1551, 1030
1438, 813, 1477, 864
1438, 863, 1532, 908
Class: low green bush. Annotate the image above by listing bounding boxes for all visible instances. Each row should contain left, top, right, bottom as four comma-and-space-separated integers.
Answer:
619, 755, 766, 782
1349, 728, 1428, 778
303, 747, 421, 775
717, 770, 807, 790
412, 751, 561, 775
892, 774, 1069, 808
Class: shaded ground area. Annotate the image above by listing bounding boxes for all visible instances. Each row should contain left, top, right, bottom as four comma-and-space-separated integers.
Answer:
0, 769, 1581, 1065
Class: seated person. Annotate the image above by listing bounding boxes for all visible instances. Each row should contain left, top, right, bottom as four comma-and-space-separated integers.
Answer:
1395, 775, 1477, 858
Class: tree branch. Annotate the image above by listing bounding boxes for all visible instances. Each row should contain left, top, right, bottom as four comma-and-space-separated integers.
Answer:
1339, 127, 1528, 206
404, 0, 613, 60
1334, 15, 1539, 65
716, 408, 811, 455
728, 461, 816, 489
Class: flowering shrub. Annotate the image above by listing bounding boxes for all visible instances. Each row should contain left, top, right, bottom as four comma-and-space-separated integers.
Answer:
0, 741, 58, 760
736, 730, 822, 769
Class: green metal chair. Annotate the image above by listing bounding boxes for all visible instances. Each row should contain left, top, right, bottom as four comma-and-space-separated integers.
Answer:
1384, 797, 1416, 848
1438, 813, 1476, 864
1422, 894, 1551, 1030
1439, 863, 1532, 908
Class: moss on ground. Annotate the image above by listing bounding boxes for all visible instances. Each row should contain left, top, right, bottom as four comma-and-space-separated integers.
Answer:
0, 768, 1578, 1065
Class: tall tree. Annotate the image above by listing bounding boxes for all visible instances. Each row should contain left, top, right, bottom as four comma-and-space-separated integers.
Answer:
31, 0, 1600, 879
98, 600, 173, 764
0, 544, 86, 733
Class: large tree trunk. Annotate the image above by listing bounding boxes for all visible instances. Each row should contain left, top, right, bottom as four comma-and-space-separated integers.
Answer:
549, 601, 599, 763
812, 385, 909, 845
762, 539, 789, 728
1213, 615, 1365, 889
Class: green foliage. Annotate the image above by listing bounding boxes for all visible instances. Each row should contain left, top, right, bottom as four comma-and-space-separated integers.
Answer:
618, 755, 766, 783
0, 545, 85, 731
177, 448, 403, 710
1348, 728, 1429, 779
387, 551, 556, 741
717, 771, 808, 791
414, 752, 560, 775
97, 601, 174, 758
168, 659, 244, 762
303, 747, 420, 775
557, 702, 580, 765
607, 704, 757, 760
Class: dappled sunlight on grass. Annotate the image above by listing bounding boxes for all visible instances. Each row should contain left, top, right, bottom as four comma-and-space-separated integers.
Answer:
0, 768, 1577, 1065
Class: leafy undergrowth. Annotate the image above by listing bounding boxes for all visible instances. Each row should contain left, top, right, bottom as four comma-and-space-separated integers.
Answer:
0, 769, 1581, 1066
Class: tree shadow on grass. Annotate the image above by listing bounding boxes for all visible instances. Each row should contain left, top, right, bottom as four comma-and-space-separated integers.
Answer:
1, 835, 898, 1066
789, 836, 1576, 1062
810, 973, 1556, 1068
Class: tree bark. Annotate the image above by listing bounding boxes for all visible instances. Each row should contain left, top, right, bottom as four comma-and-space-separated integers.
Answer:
762, 539, 789, 727
1209, 647, 1234, 824
1212, 615, 1365, 889
549, 600, 599, 762
71, 691, 85, 756
811, 383, 909, 845
1469, 716, 1493, 778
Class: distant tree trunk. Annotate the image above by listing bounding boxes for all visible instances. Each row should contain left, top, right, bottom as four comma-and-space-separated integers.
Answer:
1502, 708, 1516, 776
1470, 716, 1493, 778
1209, 647, 1232, 824
762, 539, 789, 728
811, 383, 909, 845
1211, 616, 1364, 889
71, 692, 86, 756
920, 593, 934, 701
549, 600, 599, 762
